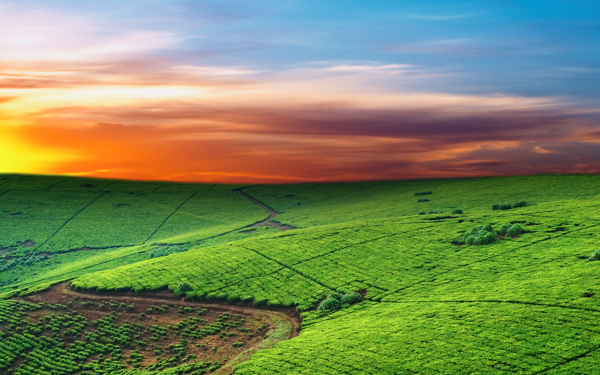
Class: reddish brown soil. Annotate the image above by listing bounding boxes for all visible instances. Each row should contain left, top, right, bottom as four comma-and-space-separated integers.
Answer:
16, 283, 301, 371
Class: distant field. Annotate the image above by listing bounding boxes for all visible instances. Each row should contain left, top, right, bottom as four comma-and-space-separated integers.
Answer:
1, 173, 600, 374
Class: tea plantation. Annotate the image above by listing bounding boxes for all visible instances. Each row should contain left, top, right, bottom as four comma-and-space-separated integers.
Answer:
1, 173, 600, 374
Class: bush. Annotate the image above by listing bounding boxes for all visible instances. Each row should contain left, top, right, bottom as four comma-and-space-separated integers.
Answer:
175, 282, 192, 296
492, 201, 527, 210
319, 291, 362, 311
588, 250, 600, 262
464, 225, 497, 245
414, 191, 432, 196
499, 224, 524, 237
318, 296, 341, 311
340, 292, 362, 306
417, 198, 430, 203
418, 212, 426, 215
150, 245, 188, 259
329, 291, 344, 301
451, 209, 463, 214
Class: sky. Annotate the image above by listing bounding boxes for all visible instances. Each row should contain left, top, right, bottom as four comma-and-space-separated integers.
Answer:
1, 0, 600, 183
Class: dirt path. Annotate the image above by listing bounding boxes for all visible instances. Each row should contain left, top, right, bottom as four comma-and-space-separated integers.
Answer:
20, 283, 301, 337
235, 189, 296, 231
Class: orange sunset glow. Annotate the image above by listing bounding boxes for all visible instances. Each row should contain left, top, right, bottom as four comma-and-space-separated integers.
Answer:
2, 1, 600, 182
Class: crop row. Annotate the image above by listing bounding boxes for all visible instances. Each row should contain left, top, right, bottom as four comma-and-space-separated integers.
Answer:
236, 302, 600, 374
0, 299, 265, 374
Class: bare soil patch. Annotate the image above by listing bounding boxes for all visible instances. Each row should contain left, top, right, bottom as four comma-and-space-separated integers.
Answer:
12, 283, 300, 373
18, 239, 35, 248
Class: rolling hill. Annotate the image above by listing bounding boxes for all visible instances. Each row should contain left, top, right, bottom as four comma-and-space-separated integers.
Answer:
1, 173, 599, 374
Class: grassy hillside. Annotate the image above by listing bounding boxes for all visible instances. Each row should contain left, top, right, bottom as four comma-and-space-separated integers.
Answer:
1, 173, 600, 374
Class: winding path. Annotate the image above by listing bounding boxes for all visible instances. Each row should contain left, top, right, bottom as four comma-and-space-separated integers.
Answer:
236, 189, 296, 231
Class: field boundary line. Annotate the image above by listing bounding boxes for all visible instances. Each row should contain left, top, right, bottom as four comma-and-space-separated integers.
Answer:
151, 184, 169, 192
43, 178, 68, 191
8, 245, 151, 291
238, 245, 335, 292
377, 299, 600, 313
293, 224, 436, 267
35, 191, 109, 251
235, 189, 281, 215
201, 266, 287, 295
144, 191, 200, 244
99, 181, 117, 191
380, 223, 600, 299
532, 345, 600, 374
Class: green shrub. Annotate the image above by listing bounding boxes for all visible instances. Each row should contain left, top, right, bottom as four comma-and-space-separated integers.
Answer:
417, 198, 430, 203
319, 292, 361, 311
340, 292, 362, 306
175, 282, 192, 296
418, 212, 426, 215
499, 224, 524, 237
329, 291, 344, 301
414, 191, 432, 196
232, 341, 245, 348
150, 245, 188, 259
318, 296, 341, 311
492, 201, 528, 210
464, 225, 497, 245
588, 250, 600, 262
451, 209, 463, 214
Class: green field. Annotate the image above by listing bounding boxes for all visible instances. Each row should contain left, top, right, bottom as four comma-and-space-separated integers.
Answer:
1, 173, 600, 374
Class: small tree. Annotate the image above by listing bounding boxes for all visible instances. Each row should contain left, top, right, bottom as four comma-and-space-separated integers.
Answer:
175, 282, 192, 296
318, 296, 341, 311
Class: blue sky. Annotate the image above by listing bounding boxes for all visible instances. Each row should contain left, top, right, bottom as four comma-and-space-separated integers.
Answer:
20, 0, 600, 97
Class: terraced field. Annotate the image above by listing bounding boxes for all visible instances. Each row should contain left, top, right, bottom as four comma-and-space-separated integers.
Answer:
1, 173, 600, 374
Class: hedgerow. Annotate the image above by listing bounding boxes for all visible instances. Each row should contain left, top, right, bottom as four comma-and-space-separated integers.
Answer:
492, 201, 528, 210
150, 246, 188, 259
414, 191, 433, 196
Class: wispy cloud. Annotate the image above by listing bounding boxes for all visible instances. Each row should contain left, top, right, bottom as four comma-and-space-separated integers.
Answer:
2, 0, 600, 182
7, 81, 599, 182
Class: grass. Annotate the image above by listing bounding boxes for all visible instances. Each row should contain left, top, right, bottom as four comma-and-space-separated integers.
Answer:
2, 173, 600, 373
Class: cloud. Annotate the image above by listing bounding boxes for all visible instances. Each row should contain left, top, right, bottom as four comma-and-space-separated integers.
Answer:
0, 3, 184, 64
10, 92, 600, 182
0, 97, 15, 104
